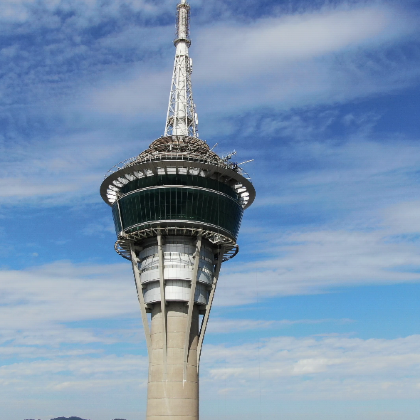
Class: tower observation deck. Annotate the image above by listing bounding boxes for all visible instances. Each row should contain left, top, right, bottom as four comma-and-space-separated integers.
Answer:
100, 1, 255, 418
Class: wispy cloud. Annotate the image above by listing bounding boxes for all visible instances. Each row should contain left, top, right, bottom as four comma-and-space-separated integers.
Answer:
195, 4, 413, 82
0, 1, 419, 206
207, 318, 352, 334
1, 1, 420, 418
201, 334, 420, 400
0, 261, 135, 330
218, 226, 420, 306
1, 330, 419, 418
87, 2, 420, 118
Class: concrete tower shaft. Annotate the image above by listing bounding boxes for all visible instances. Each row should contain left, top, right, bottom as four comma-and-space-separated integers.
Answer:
147, 302, 200, 419
100, 1, 255, 419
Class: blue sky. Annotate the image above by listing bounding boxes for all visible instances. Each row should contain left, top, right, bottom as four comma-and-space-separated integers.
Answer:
1, 0, 420, 419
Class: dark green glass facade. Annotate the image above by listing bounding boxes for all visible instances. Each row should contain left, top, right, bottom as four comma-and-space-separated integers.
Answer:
120, 174, 238, 199
112, 203, 122, 234
112, 186, 243, 239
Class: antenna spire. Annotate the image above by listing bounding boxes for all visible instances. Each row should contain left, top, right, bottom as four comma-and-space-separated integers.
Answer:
164, 0, 198, 138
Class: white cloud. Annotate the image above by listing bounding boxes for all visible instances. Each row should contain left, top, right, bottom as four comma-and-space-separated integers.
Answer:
190, 3, 418, 115
2, 330, 419, 418
0, 127, 151, 204
194, 5, 406, 83
0, 259, 146, 392
82, 217, 116, 236
0, 1, 419, 419
0, 2, 418, 207
86, 2, 420, 120
88, 68, 170, 117
217, 226, 420, 306
0, 354, 149, 394
207, 318, 350, 334
247, 120, 420, 227
0, 260, 136, 330
0, 0, 174, 24
201, 334, 420, 401
383, 200, 420, 234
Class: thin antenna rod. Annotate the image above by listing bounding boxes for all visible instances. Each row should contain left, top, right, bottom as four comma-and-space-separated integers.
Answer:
164, 0, 198, 138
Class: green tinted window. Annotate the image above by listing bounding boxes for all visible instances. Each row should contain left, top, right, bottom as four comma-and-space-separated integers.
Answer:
116, 187, 243, 239
119, 174, 237, 199
112, 203, 122, 233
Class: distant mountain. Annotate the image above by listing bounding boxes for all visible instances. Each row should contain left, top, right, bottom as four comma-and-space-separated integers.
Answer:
50, 417, 88, 420
47, 417, 126, 420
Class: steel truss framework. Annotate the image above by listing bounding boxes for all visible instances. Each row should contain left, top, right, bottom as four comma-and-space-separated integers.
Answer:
115, 227, 239, 262
165, 55, 197, 137
104, 136, 251, 179
129, 235, 225, 373
164, 0, 198, 138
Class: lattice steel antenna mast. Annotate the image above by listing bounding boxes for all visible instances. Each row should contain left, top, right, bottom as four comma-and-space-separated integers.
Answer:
165, 0, 198, 137
100, 1, 255, 419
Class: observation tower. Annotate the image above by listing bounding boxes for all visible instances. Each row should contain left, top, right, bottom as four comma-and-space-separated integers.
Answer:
100, 1, 255, 418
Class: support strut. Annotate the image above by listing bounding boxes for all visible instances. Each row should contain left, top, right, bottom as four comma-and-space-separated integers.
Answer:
183, 234, 202, 380
129, 243, 152, 355
157, 232, 168, 378
197, 247, 224, 369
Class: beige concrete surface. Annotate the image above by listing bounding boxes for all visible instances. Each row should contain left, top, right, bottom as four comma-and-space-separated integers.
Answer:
149, 363, 199, 383
147, 417, 199, 420
147, 301, 200, 420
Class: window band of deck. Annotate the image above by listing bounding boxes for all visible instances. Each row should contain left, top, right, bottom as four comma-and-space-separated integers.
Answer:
119, 174, 237, 199
112, 187, 243, 240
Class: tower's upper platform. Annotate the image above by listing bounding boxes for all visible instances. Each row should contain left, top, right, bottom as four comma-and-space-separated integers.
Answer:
101, 135, 254, 208
100, 1, 255, 260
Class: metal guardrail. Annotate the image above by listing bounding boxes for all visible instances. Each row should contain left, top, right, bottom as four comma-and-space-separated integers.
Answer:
104, 153, 252, 181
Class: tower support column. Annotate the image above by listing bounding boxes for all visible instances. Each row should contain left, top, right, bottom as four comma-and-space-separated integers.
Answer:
147, 302, 199, 420
99, 2, 256, 418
